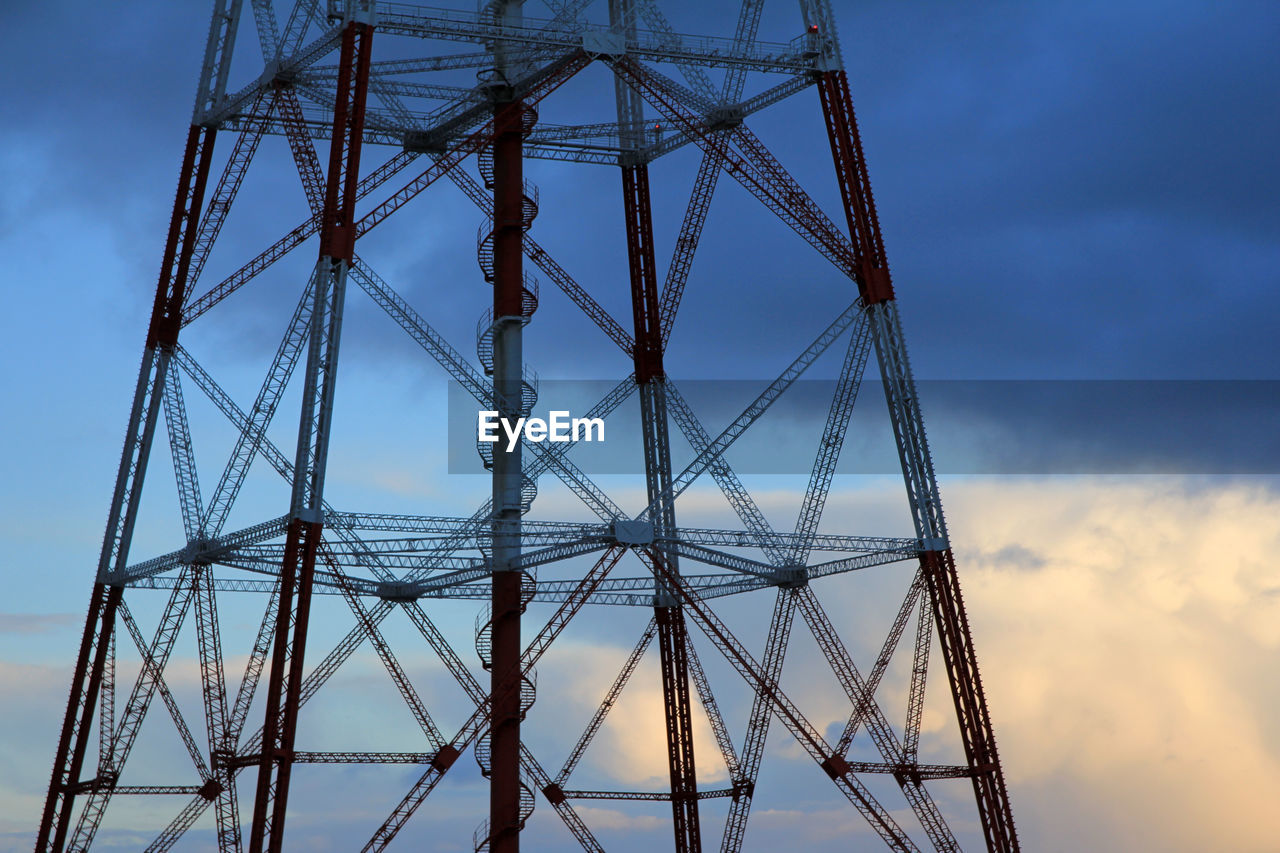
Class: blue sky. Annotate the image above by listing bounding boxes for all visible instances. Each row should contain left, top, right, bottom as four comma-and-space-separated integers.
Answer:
2, 1, 1279, 850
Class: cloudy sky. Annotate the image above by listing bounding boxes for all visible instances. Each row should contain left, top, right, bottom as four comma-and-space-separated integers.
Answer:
1, 0, 1278, 850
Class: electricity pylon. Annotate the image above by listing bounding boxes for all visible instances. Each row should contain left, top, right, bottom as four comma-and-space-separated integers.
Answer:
36, 2, 1018, 851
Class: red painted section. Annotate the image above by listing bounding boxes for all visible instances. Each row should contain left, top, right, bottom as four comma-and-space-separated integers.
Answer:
493, 100, 526, 318
821, 754, 852, 780
40, 107, 217, 852
655, 601, 702, 853
37, 583, 122, 852
622, 165, 664, 384
489, 93, 527, 853
249, 518, 324, 853
818, 70, 895, 306
147, 126, 218, 348
623, 161, 701, 852
249, 19, 374, 853
431, 744, 460, 771
921, 549, 1020, 852
819, 62, 1020, 853
318, 23, 374, 262
489, 569, 523, 852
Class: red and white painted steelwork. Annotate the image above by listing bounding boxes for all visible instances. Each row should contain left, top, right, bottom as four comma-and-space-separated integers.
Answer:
35, 1, 1018, 851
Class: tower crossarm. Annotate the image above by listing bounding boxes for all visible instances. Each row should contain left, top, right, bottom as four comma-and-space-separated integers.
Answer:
558, 787, 736, 801
663, 527, 918, 555
369, 4, 810, 75
327, 514, 612, 542
311, 50, 501, 75
656, 541, 776, 581
118, 515, 290, 584
131, 560, 919, 606
805, 547, 919, 581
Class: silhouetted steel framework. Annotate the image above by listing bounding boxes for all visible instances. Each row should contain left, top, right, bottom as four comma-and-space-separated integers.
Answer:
36, 1, 1018, 851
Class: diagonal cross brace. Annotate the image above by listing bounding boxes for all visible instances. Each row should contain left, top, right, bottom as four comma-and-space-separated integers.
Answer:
638, 301, 862, 521
648, 559, 921, 852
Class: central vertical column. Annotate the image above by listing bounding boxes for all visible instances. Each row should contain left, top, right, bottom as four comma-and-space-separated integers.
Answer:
489, 35, 527, 853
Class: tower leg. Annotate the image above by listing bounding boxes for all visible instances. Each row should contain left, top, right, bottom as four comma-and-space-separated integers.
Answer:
36, 584, 121, 852
922, 548, 1019, 852
37, 113, 218, 851
816, 64, 1020, 852
622, 161, 702, 853
247, 16, 373, 852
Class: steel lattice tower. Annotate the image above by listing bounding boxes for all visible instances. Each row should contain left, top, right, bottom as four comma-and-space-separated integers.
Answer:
35, 1, 1019, 851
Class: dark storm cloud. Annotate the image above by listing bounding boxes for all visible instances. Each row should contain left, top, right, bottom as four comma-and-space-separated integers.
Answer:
5, 1, 1276, 482
825, 0, 1280, 380
1, 2, 207, 200
11, 1, 1277, 387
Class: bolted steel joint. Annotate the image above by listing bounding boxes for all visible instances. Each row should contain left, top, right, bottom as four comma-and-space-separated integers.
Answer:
707, 104, 744, 130
775, 566, 809, 588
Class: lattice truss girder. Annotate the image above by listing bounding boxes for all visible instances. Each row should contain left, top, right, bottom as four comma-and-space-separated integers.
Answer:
37, 0, 1019, 851
213, 0, 822, 164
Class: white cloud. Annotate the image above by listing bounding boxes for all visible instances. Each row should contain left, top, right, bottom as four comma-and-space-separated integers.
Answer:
535, 639, 731, 788
940, 478, 1280, 851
